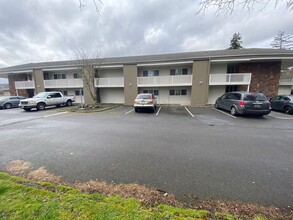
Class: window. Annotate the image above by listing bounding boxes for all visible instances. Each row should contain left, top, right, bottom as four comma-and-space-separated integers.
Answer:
75, 90, 84, 96
142, 70, 159, 77
142, 89, 159, 96
62, 74, 66, 79
54, 73, 66, 79
73, 73, 81, 78
54, 74, 58, 79
170, 68, 188, 75
169, 89, 187, 96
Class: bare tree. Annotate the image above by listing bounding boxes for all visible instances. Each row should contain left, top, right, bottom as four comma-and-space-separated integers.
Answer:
73, 50, 103, 105
197, 0, 293, 15
271, 31, 293, 50
78, 0, 103, 13
229, 32, 243, 49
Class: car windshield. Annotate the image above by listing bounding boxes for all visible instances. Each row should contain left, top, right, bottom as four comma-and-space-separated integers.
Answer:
244, 93, 267, 101
136, 94, 151, 99
34, 92, 50, 98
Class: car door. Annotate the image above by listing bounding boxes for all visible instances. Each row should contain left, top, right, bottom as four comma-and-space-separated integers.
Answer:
217, 94, 227, 109
278, 96, 291, 111
269, 96, 280, 110
221, 93, 233, 111
9, 97, 19, 107
53, 92, 63, 105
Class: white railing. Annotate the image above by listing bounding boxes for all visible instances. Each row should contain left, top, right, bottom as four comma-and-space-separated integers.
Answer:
279, 77, 293, 85
209, 73, 251, 85
15, 81, 35, 89
95, 77, 124, 87
137, 75, 192, 87
44, 79, 83, 88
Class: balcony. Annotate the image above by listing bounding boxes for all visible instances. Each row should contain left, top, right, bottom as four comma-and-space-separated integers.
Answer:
209, 73, 251, 85
15, 81, 35, 89
95, 77, 124, 87
137, 75, 192, 87
44, 79, 83, 88
279, 76, 293, 85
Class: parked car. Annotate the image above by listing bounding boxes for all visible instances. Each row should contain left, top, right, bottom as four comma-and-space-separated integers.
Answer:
19, 91, 75, 111
0, 96, 26, 109
134, 93, 157, 112
215, 92, 271, 116
269, 95, 293, 114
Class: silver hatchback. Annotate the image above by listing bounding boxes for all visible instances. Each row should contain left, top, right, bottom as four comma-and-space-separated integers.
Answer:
134, 93, 157, 113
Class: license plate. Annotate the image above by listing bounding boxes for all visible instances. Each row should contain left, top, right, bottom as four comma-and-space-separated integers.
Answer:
254, 104, 261, 108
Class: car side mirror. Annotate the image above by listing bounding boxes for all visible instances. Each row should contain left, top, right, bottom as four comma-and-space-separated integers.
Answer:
47, 95, 51, 99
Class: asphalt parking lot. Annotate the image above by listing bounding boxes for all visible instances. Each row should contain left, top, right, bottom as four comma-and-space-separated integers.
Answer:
0, 106, 292, 207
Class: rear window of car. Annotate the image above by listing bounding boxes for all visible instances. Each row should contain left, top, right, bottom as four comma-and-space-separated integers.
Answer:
243, 93, 267, 101
136, 94, 151, 99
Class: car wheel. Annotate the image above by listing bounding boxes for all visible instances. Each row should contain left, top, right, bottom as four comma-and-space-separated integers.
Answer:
66, 100, 72, 106
24, 108, 32, 112
4, 103, 12, 109
284, 106, 292, 114
36, 102, 46, 111
230, 106, 237, 116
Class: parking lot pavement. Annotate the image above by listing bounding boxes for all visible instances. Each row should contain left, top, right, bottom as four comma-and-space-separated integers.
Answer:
269, 111, 293, 119
1, 105, 293, 207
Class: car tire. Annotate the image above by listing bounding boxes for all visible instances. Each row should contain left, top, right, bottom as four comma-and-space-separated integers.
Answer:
284, 106, 292, 114
230, 106, 237, 116
4, 103, 12, 109
66, 100, 72, 106
36, 102, 46, 111
24, 108, 32, 112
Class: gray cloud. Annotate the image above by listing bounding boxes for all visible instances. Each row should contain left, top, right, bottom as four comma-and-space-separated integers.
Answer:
0, 0, 292, 68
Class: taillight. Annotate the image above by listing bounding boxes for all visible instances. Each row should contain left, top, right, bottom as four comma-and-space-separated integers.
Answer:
268, 102, 271, 108
239, 100, 245, 108
149, 95, 153, 103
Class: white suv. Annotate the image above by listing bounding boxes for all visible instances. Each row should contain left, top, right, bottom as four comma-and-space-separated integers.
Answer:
134, 93, 157, 113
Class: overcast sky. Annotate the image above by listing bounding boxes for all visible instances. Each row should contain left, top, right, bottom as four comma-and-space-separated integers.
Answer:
0, 0, 292, 70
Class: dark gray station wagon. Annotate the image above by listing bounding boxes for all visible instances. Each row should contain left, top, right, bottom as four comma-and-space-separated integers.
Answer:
215, 92, 271, 116
269, 95, 293, 114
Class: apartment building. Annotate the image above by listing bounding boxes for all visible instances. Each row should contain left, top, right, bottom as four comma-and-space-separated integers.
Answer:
0, 48, 293, 106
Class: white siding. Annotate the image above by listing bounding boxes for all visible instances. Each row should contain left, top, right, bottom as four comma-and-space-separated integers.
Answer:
278, 85, 292, 95
138, 87, 191, 105
100, 88, 124, 103
100, 68, 123, 78
208, 86, 226, 104
210, 63, 227, 74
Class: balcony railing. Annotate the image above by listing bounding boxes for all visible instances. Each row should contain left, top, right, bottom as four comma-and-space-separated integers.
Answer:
209, 73, 251, 85
44, 79, 83, 88
279, 77, 293, 85
95, 77, 124, 87
15, 81, 35, 89
137, 75, 192, 87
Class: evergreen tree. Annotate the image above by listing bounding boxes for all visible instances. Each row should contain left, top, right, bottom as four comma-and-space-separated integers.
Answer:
229, 33, 243, 49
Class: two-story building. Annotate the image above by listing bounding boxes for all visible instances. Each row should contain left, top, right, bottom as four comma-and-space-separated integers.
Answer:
0, 48, 292, 106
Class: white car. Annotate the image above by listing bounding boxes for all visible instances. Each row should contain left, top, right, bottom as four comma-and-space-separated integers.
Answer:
134, 93, 157, 113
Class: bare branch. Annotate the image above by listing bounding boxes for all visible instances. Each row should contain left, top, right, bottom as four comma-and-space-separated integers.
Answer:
196, 0, 293, 15
79, 0, 103, 13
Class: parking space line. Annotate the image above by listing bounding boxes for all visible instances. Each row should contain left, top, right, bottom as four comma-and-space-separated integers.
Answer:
268, 115, 293, 120
185, 107, 195, 118
43, 111, 69, 118
124, 109, 134, 115
156, 107, 161, 116
212, 107, 237, 119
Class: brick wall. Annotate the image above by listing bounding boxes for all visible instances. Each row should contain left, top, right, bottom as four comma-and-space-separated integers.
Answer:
8, 74, 29, 97
239, 62, 281, 98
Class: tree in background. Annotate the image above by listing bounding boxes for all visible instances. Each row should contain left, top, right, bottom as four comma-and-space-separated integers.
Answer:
197, 0, 293, 15
73, 50, 103, 105
271, 31, 293, 50
229, 33, 243, 49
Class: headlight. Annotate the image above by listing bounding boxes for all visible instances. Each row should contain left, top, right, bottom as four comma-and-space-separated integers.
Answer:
28, 101, 36, 104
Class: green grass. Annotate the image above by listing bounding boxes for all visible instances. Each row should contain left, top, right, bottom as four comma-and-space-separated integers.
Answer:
0, 172, 265, 220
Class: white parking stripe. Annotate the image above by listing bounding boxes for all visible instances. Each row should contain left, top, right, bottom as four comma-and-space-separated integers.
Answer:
156, 107, 161, 116
42, 111, 69, 118
212, 107, 237, 119
124, 109, 134, 115
185, 107, 195, 118
268, 115, 293, 120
